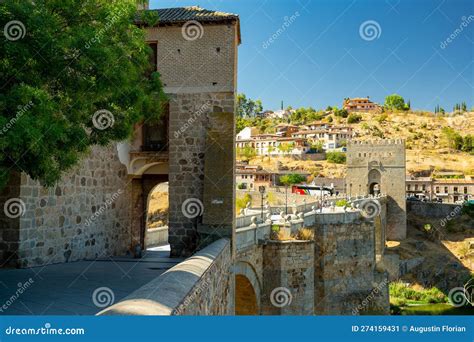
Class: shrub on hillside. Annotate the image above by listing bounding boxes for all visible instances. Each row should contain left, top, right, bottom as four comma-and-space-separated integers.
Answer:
347, 113, 362, 124
326, 152, 346, 164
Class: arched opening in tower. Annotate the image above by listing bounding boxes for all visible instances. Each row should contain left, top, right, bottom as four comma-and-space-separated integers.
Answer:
144, 181, 169, 252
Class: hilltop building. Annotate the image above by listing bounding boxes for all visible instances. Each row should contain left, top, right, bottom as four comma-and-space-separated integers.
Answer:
343, 97, 381, 112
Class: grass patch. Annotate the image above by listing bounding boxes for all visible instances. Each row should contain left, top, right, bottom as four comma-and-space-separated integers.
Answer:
390, 281, 447, 304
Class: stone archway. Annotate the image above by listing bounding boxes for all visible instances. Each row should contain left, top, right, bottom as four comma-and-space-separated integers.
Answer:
234, 261, 261, 315
144, 181, 169, 250
368, 168, 382, 195
235, 275, 258, 315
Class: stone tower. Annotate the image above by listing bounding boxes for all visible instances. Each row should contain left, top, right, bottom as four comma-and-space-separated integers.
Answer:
346, 139, 406, 240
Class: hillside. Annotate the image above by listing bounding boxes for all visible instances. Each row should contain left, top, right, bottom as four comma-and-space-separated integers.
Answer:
243, 111, 474, 178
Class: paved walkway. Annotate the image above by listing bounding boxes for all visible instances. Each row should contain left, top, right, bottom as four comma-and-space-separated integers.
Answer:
0, 246, 182, 315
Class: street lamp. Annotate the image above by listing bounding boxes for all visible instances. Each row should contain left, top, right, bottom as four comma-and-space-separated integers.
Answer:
259, 186, 266, 220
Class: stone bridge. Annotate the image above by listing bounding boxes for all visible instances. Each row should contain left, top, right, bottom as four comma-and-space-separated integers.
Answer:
100, 195, 390, 315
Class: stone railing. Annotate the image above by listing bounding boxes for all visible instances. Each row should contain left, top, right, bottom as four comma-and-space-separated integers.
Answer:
145, 226, 168, 248
98, 238, 232, 315
235, 217, 272, 250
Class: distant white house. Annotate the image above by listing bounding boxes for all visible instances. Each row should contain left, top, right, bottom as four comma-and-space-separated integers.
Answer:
236, 127, 259, 140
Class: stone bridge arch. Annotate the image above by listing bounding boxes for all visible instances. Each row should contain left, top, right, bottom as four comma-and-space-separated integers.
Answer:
234, 261, 261, 315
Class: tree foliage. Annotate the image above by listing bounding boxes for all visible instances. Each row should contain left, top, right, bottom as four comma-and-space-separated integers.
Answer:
279, 173, 306, 186
0, 0, 165, 189
384, 94, 409, 111
326, 151, 346, 164
237, 93, 263, 118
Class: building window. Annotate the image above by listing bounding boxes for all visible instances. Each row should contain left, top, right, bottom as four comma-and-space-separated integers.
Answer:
142, 102, 168, 152
147, 42, 158, 77
407, 185, 411, 191
444, 186, 448, 193
464, 187, 468, 194
454, 187, 458, 193
436, 186, 440, 193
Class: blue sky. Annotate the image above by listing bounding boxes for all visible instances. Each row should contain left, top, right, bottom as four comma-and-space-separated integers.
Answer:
151, 0, 473, 111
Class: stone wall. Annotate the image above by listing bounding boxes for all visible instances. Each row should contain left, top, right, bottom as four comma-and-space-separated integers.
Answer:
312, 216, 389, 315
261, 240, 314, 315
407, 201, 463, 219
168, 92, 235, 257
346, 140, 406, 240
99, 238, 232, 315
0, 145, 131, 268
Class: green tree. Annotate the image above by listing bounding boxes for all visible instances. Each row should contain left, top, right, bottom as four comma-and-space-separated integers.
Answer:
0, 0, 165, 189
237, 93, 263, 118
384, 94, 407, 111
280, 174, 306, 186
347, 113, 362, 124
333, 107, 349, 118
236, 146, 257, 160
277, 142, 294, 155
326, 152, 346, 164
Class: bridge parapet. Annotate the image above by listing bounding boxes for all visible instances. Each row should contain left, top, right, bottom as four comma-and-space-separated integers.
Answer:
98, 238, 232, 316
236, 217, 271, 251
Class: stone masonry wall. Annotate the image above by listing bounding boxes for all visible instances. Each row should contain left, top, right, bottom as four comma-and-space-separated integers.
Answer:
261, 240, 314, 315
313, 218, 389, 314
2, 145, 131, 268
346, 140, 406, 240
168, 92, 235, 257
99, 238, 232, 316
